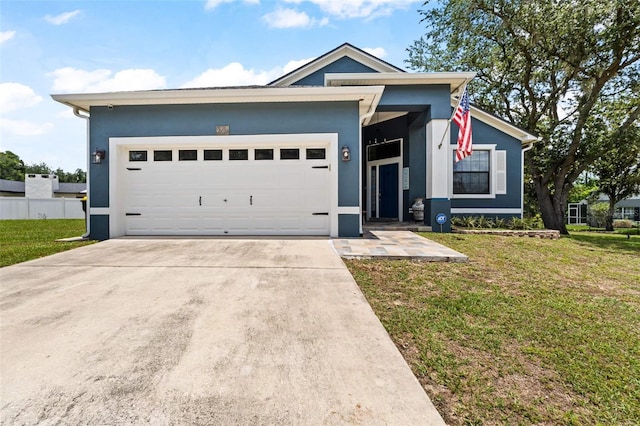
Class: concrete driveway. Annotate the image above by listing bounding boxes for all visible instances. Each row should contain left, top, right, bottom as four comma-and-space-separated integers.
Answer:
1, 238, 444, 425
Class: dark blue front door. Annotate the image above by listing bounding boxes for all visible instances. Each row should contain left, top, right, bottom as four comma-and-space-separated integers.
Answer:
379, 163, 398, 219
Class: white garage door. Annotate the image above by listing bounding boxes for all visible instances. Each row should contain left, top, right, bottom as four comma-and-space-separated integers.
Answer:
123, 144, 331, 236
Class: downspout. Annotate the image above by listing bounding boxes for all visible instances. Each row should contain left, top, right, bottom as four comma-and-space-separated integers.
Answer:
521, 140, 536, 219
73, 108, 91, 238
359, 110, 376, 235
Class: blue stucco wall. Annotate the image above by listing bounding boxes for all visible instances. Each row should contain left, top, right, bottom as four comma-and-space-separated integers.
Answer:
450, 116, 523, 210
88, 101, 360, 237
292, 56, 378, 86
379, 85, 451, 119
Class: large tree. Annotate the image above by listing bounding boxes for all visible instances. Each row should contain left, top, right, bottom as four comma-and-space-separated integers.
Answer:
587, 97, 640, 230
407, 0, 640, 233
0, 151, 86, 183
0, 151, 25, 181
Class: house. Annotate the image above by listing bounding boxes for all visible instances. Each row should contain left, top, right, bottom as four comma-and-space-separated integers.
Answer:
568, 195, 640, 225
0, 177, 86, 198
52, 43, 538, 240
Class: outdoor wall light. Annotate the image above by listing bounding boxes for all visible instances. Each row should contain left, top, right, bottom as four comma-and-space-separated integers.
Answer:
92, 149, 106, 164
341, 145, 351, 162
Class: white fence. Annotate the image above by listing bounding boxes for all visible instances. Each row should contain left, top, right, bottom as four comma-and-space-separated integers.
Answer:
0, 198, 85, 220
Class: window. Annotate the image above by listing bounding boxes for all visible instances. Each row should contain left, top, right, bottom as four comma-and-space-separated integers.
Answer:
229, 149, 248, 160
453, 150, 490, 194
306, 148, 326, 160
280, 148, 300, 160
154, 150, 172, 161
129, 151, 147, 162
204, 149, 222, 161
255, 149, 274, 160
179, 150, 197, 161
367, 139, 401, 161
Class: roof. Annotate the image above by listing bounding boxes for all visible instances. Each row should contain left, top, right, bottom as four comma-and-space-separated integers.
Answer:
0, 179, 24, 193
0, 179, 86, 194
268, 43, 405, 87
327, 72, 477, 95
596, 194, 640, 207
51, 85, 385, 125
450, 98, 540, 146
58, 182, 86, 193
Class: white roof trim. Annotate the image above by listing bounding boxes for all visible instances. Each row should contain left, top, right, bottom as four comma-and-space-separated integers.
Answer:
327, 72, 477, 94
52, 86, 385, 120
451, 97, 539, 145
269, 44, 403, 87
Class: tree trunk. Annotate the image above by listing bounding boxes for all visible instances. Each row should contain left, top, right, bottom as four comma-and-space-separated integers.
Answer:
606, 198, 616, 231
535, 179, 569, 234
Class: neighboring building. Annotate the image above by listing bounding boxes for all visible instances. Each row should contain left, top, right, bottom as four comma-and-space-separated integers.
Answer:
568, 195, 640, 225
52, 43, 538, 240
614, 195, 640, 220
0, 177, 86, 198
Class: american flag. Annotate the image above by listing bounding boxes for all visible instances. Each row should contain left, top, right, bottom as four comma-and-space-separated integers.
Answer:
453, 88, 472, 162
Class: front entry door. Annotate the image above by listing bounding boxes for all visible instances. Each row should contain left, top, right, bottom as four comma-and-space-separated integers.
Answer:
379, 163, 399, 219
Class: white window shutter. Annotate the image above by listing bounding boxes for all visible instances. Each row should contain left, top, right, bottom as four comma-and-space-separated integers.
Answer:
495, 150, 507, 194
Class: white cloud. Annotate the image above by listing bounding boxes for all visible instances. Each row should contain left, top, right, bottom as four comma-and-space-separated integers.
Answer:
282, 57, 316, 74
181, 62, 279, 88
49, 68, 166, 93
57, 109, 77, 119
45, 10, 81, 25
363, 47, 387, 58
0, 30, 16, 44
283, 0, 416, 19
182, 54, 322, 88
0, 83, 43, 114
205, 0, 259, 11
0, 119, 54, 136
263, 7, 329, 29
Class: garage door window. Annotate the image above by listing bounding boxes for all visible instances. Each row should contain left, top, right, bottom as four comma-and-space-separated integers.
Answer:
255, 149, 274, 160
229, 149, 248, 160
306, 148, 326, 160
179, 150, 197, 161
280, 149, 300, 160
154, 150, 173, 161
129, 151, 147, 162
204, 149, 222, 161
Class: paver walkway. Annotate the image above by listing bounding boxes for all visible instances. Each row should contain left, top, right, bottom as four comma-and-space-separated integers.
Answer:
333, 230, 468, 261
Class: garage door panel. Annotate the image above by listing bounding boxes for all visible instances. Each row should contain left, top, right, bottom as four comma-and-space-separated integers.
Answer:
124, 143, 332, 236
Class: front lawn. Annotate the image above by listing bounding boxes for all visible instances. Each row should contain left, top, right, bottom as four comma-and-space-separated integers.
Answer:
346, 232, 640, 425
0, 219, 94, 267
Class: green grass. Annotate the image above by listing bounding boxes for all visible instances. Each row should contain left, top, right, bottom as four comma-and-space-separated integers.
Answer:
346, 232, 640, 425
0, 219, 94, 267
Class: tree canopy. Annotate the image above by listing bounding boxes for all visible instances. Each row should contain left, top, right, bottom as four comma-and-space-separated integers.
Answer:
407, 0, 640, 233
0, 151, 86, 183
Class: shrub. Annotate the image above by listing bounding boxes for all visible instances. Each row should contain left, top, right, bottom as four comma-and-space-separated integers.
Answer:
494, 217, 508, 229
509, 217, 530, 230
452, 216, 478, 228
613, 219, 634, 228
476, 216, 494, 229
588, 203, 610, 228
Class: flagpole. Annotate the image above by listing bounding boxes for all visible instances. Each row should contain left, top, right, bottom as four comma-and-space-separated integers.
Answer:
438, 78, 471, 149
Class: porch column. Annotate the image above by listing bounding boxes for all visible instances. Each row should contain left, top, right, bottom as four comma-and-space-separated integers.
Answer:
425, 119, 452, 232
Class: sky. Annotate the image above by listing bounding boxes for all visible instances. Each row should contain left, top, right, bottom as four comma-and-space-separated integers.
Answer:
0, 0, 431, 172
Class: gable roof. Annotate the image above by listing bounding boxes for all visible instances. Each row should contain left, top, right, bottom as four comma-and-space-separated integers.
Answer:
268, 43, 405, 87
450, 98, 539, 145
